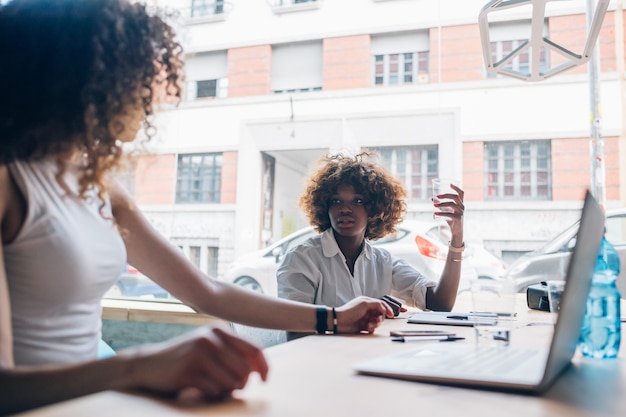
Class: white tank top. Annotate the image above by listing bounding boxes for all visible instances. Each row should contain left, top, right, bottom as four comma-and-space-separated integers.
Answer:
5, 159, 126, 365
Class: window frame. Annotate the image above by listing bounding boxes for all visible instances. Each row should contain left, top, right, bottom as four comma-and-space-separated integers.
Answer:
372, 145, 439, 201
175, 153, 223, 204
487, 39, 549, 79
373, 51, 430, 86
485, 140, 552, 200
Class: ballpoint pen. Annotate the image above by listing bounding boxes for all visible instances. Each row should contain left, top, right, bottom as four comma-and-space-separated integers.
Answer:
391, 336, 466, 343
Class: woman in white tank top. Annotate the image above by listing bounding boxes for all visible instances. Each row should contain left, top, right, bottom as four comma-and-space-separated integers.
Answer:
0, 1, 394, 414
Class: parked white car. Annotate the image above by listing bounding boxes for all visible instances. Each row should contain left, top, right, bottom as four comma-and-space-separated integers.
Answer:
224, 220, 507, 297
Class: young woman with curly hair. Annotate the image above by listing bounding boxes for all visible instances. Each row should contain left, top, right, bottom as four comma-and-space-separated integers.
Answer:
0, 1, 392, 414
278, 152, 465, 338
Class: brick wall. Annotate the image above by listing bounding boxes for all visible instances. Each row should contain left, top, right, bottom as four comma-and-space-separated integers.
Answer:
438, 24, 485, 83
228, 45, 272, 97
134, 154, 177, 205
323, 35, 371, 90
133, 151, 238, 205
462, 141, 485, 202
549, 136, 619, 201
221, 151, 238, 204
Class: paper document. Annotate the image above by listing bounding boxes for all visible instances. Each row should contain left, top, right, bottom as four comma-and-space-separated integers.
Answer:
407, 311, 498, 326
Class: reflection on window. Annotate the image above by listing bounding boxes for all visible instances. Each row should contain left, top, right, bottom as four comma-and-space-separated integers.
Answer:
485, 140, 551, 200
176, 153, 222, 203
374, 51, 429, 86
372, 145, 438, 201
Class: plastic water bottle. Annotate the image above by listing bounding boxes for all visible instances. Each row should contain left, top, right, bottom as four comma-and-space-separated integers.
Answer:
578, 235, 621, 358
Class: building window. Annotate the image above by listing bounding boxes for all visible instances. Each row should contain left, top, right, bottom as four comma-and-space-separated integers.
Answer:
371, 145, 438, 201
189, 246, 202, 268
488, 40, 548, 78
184, 51, 228, 100
374, 51, 429, 86
271, 41, 323, 94
196, 79, 217, 98
485, 140, 551, 200
191, 0, 224, 17
371, 31, 429, 86
176, 153, 222, 204
486, 20, 549, 79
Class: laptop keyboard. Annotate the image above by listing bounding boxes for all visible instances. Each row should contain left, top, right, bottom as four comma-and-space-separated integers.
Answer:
412, 346, 538, 376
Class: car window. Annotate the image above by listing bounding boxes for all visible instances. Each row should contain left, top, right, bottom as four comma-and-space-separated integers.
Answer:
534, 221, 579, 255
284, 230, 318, 253
372, 229, 410, 245
425, 225, 451, 245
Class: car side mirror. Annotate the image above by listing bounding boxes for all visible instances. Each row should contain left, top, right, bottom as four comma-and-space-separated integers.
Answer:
272, 247, 283, 263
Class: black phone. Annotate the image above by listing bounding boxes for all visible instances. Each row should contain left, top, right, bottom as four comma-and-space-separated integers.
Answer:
389, 330, 456, 337
380, 295, 402, 316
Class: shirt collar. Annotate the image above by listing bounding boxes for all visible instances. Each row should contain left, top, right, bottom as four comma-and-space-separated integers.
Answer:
321, 228, 372, 260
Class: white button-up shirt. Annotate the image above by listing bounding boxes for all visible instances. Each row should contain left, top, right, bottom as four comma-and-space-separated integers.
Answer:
277, 229, 435, 309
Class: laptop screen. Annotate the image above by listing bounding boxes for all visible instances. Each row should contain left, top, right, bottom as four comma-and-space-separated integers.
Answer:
539, 190, 605, 389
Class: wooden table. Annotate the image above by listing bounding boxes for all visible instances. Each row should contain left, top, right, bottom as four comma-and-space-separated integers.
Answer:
14, 295, 626, 417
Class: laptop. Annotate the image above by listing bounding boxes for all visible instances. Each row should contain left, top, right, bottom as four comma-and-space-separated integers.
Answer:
354, 190, 604, 394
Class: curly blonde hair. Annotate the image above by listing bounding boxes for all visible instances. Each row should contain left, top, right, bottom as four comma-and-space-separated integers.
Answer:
299, 152, 407, 240
0, 0, 183, 203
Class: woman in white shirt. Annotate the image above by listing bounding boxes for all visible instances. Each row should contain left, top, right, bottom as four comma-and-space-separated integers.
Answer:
278, 152, 465, 337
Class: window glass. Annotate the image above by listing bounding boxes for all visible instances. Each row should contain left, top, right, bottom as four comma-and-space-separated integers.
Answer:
484, 140, 552, 200
371, 31, 429, 86
184, 51, 227, 100
191, 0, 224, 17
371, 145, 438, 201
176, 153, 222, 204
486, 20, 550, 78
104, 0, 619, 301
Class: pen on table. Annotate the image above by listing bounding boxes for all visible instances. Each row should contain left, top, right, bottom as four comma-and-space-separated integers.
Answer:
392, 336, 465, 343
447, 314, 498, 323
468, 312, 499, 318
446, 315, 469, 320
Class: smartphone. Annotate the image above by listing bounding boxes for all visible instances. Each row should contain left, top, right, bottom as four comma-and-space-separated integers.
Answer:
389, 330, 456, 337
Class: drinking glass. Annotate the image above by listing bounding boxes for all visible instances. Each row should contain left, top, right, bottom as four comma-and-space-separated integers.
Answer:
431, 178, 460, 233
546, 280, 566, 325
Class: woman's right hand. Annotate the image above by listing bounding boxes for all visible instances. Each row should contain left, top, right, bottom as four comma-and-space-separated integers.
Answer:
122, 326, 268, 401
335, 296, 394, 334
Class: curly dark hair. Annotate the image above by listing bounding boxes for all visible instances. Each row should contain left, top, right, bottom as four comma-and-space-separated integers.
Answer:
300, 152, 407, 240
0, 0, 183, 200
